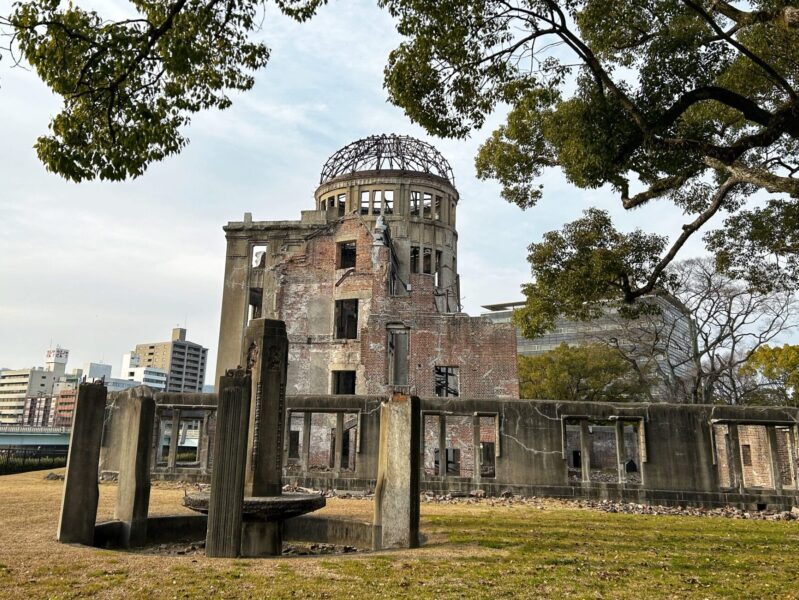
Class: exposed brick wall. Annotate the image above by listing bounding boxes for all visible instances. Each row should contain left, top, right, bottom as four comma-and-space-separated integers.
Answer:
738, 424, 774, 488
269, 215, 518, 399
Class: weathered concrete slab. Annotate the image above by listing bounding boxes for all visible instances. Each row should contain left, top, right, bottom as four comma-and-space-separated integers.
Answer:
114, 387, 156, 548
373, 393, 420, 549
57, 382, 107, 545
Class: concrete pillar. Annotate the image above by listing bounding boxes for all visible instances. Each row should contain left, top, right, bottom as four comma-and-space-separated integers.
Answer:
334, 412, 344, 475
472, 413, 481, 484
215, 233, 251, 383
199, 413, 211, 472
167, 408, 181, 469
615, 421, 625, 484
580, 420, 591, 483
57, 382, 107, 545
242, 318, 289, 497
302, 411, 312, 472
114, 388, 155, 548
438, 415, 447, 476
767, 426, 783, 494
728, 423, 744, 493
374, 393, 420, 550
206, 369, 251, 558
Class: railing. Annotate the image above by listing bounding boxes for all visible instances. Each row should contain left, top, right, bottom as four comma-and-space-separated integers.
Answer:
0, 447, 68, 475
0, 426, 71, 434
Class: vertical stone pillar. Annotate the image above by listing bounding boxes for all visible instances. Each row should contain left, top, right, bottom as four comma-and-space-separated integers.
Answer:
242, 318, 289, 497
215, 232, 252, 383
334, 412, 345, 476
767, 426, 783, 494
301, 412, 312, 472
615, 421, 625, 484
438, 416, 447, 476
114, 388, 156, 548
167, 408, 182, 468
373, 393, 420, 550
728, 423, 744, 492
206, 369, 251, 558
57, 382, 107, 545
580, 420, 591, 483
472, 413, 482, 484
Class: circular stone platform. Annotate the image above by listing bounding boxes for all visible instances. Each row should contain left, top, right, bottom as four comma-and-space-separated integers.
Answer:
183, 492, 325, 522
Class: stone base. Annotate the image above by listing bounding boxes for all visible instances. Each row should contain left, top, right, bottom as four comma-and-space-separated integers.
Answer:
241, 521, 282, 557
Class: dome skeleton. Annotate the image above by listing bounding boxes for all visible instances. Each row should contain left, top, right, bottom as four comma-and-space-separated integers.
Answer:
320, 134, 455, 185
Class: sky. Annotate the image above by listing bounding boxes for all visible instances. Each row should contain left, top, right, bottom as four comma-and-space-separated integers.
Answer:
0, 0, 713, 383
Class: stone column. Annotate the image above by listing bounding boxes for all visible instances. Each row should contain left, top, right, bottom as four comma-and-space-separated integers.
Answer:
334, 412, 345, 476
206, 369, 251, 558
438, 415, 447, 476
767, 427, 783, 494
57, 382, 107, 545
301, 412, 312, 472
472, 413, 481, 484
615, 421, 625, 484
240, 318, 289, 557
242, 318, 289, 497
167, 408, 182, 469
114, 387, 156, 548
215, 232, 252, 383
580, 420, 591, 483
373, 393, 420, 550
728, 423, 744, 493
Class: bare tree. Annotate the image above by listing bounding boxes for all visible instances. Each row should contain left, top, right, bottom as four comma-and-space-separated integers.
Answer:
596, 258, 797, 404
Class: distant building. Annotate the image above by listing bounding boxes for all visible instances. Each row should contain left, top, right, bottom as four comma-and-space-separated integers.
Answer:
481, 299, 695, 398
0, 347, 68, 424
129, 328, 208, 393
21, 395, 56, 427
120, 353, 168, 391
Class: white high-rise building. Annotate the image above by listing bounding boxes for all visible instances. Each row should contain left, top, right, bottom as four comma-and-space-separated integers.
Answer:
0, 347, 67, 425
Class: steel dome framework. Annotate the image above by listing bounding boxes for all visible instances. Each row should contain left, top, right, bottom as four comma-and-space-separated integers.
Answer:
319, 134, 455, 185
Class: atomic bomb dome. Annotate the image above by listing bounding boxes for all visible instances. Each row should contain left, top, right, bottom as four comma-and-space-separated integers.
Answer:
319, 134, 455, 185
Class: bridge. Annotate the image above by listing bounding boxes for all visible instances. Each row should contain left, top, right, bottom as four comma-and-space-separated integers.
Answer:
0, 426, 71, 447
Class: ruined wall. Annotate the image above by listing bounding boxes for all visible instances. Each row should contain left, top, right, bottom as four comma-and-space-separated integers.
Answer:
283, 396, 799, 510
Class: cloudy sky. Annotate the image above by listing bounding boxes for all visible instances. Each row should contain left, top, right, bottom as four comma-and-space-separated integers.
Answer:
0, 0, 711, 383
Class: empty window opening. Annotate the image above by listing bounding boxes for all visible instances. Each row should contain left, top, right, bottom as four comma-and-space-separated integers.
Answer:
435, 366, 459, 397
248, 287, 263, 324
422, 193, 433, 218
337, 241, 357, 269
320, 199, 326, 210
410, 246, 420, 274
327, 195, 336, 208
742, 444, 753, 467
713, 424, 733, 488
252, 244, 267, 268
372, 190, 382, 216
620, 421, 642, 484
175, 419, 199, 464
739, 425, 774, 489
340, 413, 358, 472
423, 247, 432, 274
445, 415, 474, 477
434, 196, 442, 220
337, 193, 347, 216
334, 299, 359, 339
435, 250, 443, 286
587, 423, 619, 483
384, 190, 394, 215
332, 370, 356, 394
423, 414, 440, 476
308, 413, 337, 471
775, 426, 796, 489
387, 326, 409, 386
410, 191, 421, 216
360, 191, 370, 215
286, 413, 304, 472
479, 416, 496, 478
156, 418, 171, 466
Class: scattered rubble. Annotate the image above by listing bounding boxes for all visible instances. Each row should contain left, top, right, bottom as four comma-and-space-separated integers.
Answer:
43, 472, 64, 481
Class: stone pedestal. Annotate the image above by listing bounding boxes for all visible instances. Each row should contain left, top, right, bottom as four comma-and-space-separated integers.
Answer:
374, 393, 420, 550
114, 387, 156, 548
241, 521, 283, 557
57, 382, 107, 545
206, 370, 251, 558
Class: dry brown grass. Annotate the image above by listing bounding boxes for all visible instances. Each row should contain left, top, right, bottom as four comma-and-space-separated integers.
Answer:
3, 468, 799, 599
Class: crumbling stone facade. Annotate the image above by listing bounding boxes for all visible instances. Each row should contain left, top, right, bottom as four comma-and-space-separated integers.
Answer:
215, 135, 519, 399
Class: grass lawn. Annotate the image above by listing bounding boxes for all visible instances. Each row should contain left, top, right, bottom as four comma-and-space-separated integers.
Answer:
1, 469, 799, 599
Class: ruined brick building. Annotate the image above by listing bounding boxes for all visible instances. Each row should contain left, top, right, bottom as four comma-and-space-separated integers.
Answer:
215, 134, 519, 399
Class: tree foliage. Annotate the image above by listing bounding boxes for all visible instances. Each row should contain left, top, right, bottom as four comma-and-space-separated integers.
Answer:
0, 0, 328, 181
739, 344, 799, 406
518, 342, 650, 401
379, 0, 799, 294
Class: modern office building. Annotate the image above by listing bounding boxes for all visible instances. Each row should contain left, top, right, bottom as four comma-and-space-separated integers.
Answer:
0, 347, 68, 424
129, 328, 208, 393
